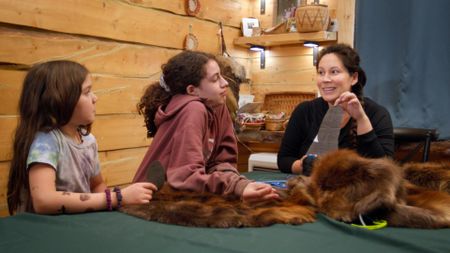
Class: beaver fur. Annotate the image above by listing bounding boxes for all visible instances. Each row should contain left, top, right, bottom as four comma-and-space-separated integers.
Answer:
120, 149, 450, 228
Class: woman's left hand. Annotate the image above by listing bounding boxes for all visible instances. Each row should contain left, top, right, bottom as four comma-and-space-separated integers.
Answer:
334, 91, 372, 135
334, 91, 366, 121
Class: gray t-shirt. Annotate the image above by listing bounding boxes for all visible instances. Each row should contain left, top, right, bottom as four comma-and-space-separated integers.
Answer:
21, 129, 100, 212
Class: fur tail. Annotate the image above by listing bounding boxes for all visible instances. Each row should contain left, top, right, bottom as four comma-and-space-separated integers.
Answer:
388, 186, 450, 229
403, 161, 450, 194
388, 204, 450, 229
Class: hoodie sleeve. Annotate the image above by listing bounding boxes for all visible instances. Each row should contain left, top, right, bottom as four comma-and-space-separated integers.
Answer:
206, 104, 250, 196
166, 102, 250, 196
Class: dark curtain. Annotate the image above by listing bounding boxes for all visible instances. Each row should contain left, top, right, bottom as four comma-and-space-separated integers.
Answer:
354, 0, 450, 139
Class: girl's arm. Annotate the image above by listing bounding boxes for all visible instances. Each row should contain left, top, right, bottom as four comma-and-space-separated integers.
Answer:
90, 174, 107, 193
29, 164, 157, 214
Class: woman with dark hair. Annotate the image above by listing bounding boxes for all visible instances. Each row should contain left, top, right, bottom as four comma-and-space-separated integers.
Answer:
134, 51, 279, 202
278, 43, 394, 174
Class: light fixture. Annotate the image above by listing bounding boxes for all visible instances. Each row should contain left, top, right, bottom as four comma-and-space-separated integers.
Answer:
260, 0, 265, 14
250, 45, 266, 69
303, 41, 319, 48
303, 41, 319, 66
249, 45, 264, 52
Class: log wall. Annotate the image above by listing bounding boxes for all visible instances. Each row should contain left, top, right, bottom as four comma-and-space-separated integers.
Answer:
0, 0, 354, 216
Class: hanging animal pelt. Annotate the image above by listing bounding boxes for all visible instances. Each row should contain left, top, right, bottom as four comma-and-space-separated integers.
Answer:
216, 55, 246, 122
216, 22, 247, 122
120, 149, 450, 229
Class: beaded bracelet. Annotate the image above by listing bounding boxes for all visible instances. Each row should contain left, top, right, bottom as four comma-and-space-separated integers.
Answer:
105, 188, 112, 211
113, 187, 123, 209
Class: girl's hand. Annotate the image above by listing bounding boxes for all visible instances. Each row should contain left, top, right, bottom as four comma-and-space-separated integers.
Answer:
121, 182, 157, 206
242, 182, 279, 203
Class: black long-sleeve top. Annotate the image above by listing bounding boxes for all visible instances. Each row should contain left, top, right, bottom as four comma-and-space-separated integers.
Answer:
277, 97, 394, 173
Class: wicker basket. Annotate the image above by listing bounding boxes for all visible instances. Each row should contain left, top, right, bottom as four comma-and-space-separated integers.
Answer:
243, 122, 264, 131
265, 119, 285, 131
262, 92, 317, 116
295, 4, 329, 32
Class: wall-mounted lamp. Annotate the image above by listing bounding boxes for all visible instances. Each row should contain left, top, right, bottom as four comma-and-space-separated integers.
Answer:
260, 0, 265, 14
250, 45, 266, 69
303, 41, 319, 66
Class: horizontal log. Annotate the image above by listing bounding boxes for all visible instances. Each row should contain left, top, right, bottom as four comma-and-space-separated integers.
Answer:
91, 75, 152, 114
0, 0, 244, 54
0, 27, 177, 77
92, 114, 151, 151
0, 69, 154, 115
0, 25, 248, 76
98, 147, 149, 186
245, 45, 318, 101
122, 0, 250, 28
0, 114, 151, 161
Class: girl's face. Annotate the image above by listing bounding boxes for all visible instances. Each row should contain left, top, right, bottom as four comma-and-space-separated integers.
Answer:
69, 74, 97, 127
194, 60, 229, 106
317, 53, 358, 105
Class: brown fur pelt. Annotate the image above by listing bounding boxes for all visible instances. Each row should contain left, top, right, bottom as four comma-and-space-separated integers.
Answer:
403, 161, 450, 193
120, 178, 316, 228
120, 149, 450, 229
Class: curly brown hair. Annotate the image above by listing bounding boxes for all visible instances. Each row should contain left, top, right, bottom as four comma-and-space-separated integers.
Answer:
137, 51, 216, 137
316, 44, 367, 148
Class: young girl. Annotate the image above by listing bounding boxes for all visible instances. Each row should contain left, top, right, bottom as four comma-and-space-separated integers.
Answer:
133, 51, 279, 202
7, 60, 157, 215
278, 44, 394, 174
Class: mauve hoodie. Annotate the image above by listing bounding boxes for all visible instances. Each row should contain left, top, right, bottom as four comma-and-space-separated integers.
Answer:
133, 94, 250, 196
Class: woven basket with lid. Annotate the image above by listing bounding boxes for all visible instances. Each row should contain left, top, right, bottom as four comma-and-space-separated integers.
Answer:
295, 3, 329, 32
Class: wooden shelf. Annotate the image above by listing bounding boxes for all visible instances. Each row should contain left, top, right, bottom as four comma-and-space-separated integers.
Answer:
233, 31, 337, 48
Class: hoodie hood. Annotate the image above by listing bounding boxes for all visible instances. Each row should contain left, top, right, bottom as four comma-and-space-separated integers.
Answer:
155, 94, 211, 127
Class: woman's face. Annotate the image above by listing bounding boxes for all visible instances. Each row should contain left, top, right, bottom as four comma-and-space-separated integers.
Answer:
316, 53, 358, 104
195, 60, 229, 106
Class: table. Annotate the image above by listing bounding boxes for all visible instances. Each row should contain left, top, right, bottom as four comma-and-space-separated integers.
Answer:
1, 171, 449, 253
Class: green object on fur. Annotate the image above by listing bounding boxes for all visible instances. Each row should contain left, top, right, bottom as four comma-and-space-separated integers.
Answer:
352, 220, 388, 230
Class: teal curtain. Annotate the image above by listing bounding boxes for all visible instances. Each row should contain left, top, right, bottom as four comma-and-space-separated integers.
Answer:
354, 0, 450, 139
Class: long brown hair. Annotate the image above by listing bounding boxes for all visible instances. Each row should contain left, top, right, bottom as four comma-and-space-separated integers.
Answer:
137, 51, 216, 137
316, 43, 367, 147
7, 60, 89, 214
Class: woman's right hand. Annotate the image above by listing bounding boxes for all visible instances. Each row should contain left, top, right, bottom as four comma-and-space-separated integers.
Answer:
242, 182, 279, 203
121, 182, 157, 206
291, 155, 308, 174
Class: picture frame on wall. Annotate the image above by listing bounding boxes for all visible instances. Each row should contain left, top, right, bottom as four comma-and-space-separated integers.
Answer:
241, 17, 260, 37
275, 0, 300, 25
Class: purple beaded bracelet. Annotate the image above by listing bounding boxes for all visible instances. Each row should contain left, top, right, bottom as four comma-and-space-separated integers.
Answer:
113, 187, 123, 209
105, 188, 112, 211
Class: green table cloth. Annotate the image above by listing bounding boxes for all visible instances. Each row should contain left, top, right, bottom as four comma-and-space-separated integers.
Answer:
1, 171, 449, 253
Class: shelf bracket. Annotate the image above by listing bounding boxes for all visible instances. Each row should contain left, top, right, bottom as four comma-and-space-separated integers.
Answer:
250, 45, 266, 69
260, 49, 265, 69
